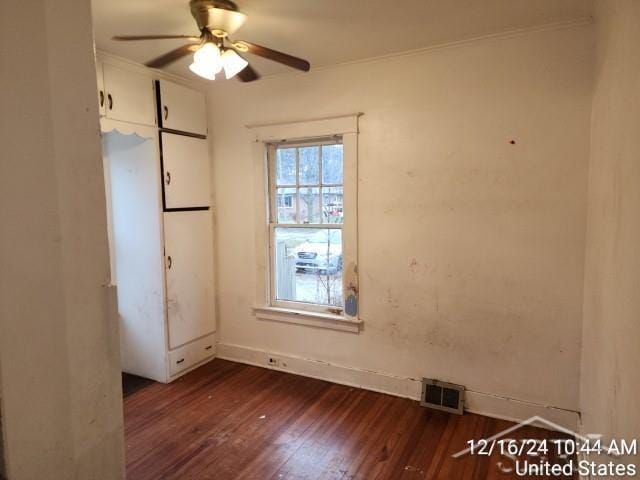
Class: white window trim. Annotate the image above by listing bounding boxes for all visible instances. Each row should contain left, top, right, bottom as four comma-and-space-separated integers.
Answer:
252, 306, 361, 333
248, 114, 361, 332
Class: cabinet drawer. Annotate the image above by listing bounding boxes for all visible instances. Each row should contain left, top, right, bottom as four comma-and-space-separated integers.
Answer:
161, 133, 211, 209
157, 80, 207, 136
168, 334, 215, 377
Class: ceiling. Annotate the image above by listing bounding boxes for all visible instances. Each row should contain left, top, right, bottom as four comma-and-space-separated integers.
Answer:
92, 0, 593, 80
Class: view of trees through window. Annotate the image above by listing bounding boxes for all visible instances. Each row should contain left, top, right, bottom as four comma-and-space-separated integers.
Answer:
271, 141, 344, 308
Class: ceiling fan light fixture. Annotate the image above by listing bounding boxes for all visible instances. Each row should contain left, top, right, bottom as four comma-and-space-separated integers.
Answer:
122, 1, 311, 83
221, 49, 248, 79
189, 42, 223, 79
189, 61, 217, 80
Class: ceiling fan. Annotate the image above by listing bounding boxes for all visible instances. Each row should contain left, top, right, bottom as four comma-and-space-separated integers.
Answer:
112, 0, 310, 82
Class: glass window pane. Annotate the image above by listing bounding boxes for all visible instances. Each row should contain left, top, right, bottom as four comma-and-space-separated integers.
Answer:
322, 187, 343, 224
274, 228, 343, 307
276, 188, 297, 223
298, 146, 319, 185
299, 187, 321, 224
321, 144, 343, 184
276, 148, 296, 185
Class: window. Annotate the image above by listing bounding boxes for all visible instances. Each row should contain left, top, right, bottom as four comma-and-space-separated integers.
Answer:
249, 114, 360, 332
269, 139, 345, 312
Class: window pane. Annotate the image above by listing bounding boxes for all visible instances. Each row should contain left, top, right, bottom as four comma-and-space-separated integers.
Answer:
322, 187, 343, 224
299, 146, 320, 185
299, 187, 321, 224
322, 144, 343, 184
274, 228, 343, 307
276, 148, 296, 185
276, 188, 297, 223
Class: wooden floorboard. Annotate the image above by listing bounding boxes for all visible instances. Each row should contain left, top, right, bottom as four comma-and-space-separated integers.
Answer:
124, 359, 576, 479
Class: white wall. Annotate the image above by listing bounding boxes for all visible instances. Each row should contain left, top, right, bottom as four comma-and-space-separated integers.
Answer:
208, 23, 594, 417
580, 0, 640, 448
0, 0, 124, 478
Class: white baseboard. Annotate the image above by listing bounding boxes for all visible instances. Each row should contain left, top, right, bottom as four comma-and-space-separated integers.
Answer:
217, 342, 420, 398
464, 391, 579, 431
216, 342, 580, 431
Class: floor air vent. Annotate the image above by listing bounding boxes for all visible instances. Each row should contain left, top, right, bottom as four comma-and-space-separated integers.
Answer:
420, 379, 465, 415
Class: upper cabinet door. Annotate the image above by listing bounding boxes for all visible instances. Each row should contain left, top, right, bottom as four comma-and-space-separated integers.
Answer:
158, 80, 207, 136
162, 133, 211, 209
96, 60, 106, 117
103, 63, 156, 126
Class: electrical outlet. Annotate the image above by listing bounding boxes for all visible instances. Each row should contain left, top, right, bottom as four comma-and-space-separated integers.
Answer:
267, 356, 280, 367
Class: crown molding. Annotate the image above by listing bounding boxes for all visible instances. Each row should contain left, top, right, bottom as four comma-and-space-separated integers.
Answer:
212, 16, 594, 86
95, 48, 210, 92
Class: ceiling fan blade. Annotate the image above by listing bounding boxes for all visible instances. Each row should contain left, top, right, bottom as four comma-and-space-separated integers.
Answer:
113, 34, 200, 41
236, 63, 260, 82
232, 40, 310, 72
145, 44, 199, 69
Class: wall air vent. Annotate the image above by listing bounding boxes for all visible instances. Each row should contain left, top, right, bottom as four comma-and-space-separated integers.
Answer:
420, 378, 465, 415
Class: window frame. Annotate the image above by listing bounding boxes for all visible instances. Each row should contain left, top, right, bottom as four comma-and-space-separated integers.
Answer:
267, 137, 345, 315
249, 114, 361, 332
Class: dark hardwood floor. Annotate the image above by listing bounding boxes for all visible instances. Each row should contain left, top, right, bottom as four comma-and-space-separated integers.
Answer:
124, 359, 576, 479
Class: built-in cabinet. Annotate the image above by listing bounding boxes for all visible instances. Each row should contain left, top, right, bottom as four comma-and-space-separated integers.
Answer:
157, 80, 208, 136
97, 56, 215, 383
97, 62, 156, 126
164, 211, 214, 349
161, 133, 211, 209
96, 61, 105, 116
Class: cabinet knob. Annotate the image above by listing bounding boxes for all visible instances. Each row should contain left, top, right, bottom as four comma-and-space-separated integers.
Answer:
99, 90, 104, 107
107, 93, 113, 110
167, 255, 172, 269
165, 171, 171, 185
163, 105, 169, 121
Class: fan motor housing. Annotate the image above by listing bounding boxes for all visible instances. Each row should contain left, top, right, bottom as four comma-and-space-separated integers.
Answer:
190, 0, 247, 34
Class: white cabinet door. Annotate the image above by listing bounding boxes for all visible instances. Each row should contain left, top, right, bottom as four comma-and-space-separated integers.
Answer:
103, 63, 156, 126
162, 133, 211, 208
164, 211, 214, 349
96, 60, 106, 116
158, 80, 207, 136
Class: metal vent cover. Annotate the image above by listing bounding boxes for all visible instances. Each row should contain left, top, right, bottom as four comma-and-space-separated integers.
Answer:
420, 378, 465, 415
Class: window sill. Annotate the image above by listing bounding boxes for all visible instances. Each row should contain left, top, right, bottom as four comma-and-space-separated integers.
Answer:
253, 306, 362, 333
